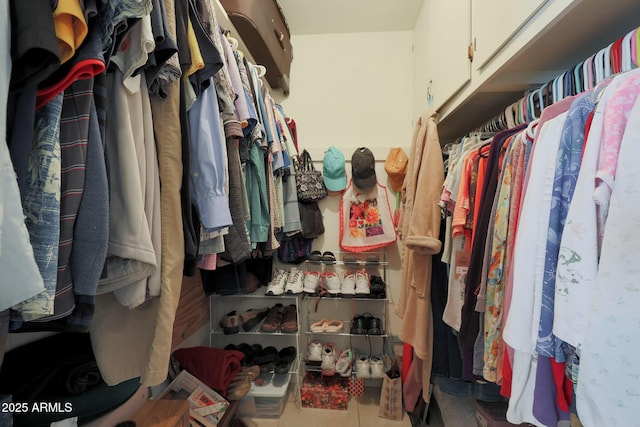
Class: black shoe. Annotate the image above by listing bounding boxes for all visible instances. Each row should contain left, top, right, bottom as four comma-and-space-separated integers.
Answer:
351, 314, 368, 335
367, 316, 383, 335
274, 346, 297, 374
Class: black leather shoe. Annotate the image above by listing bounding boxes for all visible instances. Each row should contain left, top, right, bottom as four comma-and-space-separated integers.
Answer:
351, 314, 368, 334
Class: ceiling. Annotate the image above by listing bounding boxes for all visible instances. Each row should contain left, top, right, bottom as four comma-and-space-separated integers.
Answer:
277, 0, 424, 35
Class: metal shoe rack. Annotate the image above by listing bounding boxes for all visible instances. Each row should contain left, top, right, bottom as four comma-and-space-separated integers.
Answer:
209, 288, 303, 418
300, 250, 389, 387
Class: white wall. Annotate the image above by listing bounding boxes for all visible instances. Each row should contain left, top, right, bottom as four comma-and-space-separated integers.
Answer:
277, 31, 414, 338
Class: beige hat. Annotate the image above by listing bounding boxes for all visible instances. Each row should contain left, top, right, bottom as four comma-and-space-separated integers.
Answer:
384, 148, 408, 193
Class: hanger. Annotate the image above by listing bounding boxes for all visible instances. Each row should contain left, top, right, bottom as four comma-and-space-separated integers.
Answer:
583, 55, 593, 90
505, 103, 516, 129
604, 42, 613, 78
631, 28, 640, 67
611, 38, 623, 74
564, 69, 575, 97
537, 85, 546, 113
622, 30, 633, 72
574, 62, 584, 94
594, 47, 606, 84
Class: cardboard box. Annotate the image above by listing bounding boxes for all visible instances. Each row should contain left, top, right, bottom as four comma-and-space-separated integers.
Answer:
475, 400, 535, 427
300, 372, 349, 410
160, 370, 230, 426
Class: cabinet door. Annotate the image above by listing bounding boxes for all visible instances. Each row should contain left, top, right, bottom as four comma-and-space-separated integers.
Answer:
472, 0, 549, 69
413, 0, 472, 114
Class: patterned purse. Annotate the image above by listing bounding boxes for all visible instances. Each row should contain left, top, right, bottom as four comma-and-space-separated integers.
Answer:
294, 150, 328, 202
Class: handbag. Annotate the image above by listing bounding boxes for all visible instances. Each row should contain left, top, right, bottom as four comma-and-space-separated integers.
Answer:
298, 201, 325, 238
294, 150, 328, 202
277, 234, 314, 264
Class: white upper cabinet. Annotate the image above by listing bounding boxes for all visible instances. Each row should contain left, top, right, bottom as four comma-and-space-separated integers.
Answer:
413, 0, 472, 115
471, 0, 549, 70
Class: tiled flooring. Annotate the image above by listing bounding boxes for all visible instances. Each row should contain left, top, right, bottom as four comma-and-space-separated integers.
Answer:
240, 387, 445, 427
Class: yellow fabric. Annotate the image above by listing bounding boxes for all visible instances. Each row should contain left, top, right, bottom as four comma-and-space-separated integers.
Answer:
53, 0, 88, 64
185, 17, 204, 78
636, 28, 640, 67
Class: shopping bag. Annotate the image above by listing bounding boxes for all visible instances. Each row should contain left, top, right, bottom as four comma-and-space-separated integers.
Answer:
378, 357, 403, 421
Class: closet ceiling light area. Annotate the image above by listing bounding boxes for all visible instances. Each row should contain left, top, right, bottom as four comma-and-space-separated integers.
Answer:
278, 0, 423, 35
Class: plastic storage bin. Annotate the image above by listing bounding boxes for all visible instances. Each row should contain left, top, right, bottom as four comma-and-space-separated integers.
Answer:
237, 372, 290, 418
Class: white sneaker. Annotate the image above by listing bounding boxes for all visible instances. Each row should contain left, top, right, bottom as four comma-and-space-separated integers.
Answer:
266, 269, 287, 295
321, 343, 338, 375
355, 354, 370, 378
285, 267, 304, 294
324, 272, 342, 295
303, 271, 321, 294
341, 272, 356, 296
355, 270, 370, 295
307, 340, 323, 362
370, 356, 386, 379
335, 348, 354, 377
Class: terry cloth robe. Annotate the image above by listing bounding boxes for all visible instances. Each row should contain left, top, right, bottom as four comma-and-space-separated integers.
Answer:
395, 110, 444, 402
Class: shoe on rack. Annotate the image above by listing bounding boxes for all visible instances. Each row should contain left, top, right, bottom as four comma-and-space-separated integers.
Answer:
324, 272, 342, 295
355, 354, 371, 379
281, 304, 298, 333
370, 356, 386, 379
219, 311, 242, 335
307, 340, 323, 362
285, 267, 304, 294
369, 275, 386, 297
260, 304, 284, 332
335, 348, 354, 377
366, 316, 383, 335
240, 307, 270, 332
274, 346, 297, 374
341, 272, 356, 297
266, 269, 287, 295
303, 271, 322, 294
253, 346, 278, 373
321, 343, 338, 376
355, 270, 370, 295
350, 314, 368, 335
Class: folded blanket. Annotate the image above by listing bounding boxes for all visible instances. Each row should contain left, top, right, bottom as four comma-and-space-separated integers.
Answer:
172, 347, 243, 395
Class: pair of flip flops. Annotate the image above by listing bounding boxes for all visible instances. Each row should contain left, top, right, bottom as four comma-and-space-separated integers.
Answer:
310, 319, 345, 333
307, 250, 336, 264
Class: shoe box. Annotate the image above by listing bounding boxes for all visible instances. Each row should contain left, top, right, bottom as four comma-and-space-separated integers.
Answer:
475, 400, 535, 427
300, 371, 349, 410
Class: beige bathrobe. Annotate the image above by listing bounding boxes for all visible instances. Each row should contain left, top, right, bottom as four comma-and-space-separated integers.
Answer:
396, 110, 444, 402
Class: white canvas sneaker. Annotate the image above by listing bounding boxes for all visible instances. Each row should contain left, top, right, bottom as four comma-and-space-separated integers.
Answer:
307, 340, 323, 362
321, 343, 338, 375
370, 356, 386, 379
356, 354, 371, 378
324, 272, 342, 295
335, 348, 354, 377
266, 269, 287, 295
354, 270, 370, 295
303, 271, 321, 294
284, 267, 304, 294
341, 272, 356, 296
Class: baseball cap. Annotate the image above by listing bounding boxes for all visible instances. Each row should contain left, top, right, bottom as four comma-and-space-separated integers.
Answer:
323, 146, 347, 192
384, 148, 408, 193
351, 147, 377, 190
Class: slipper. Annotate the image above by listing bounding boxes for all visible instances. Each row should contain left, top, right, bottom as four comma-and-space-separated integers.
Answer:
324, 319, 344, 333
310, 319, 329, 333
321, 251, 336, 264
307, 250, 322, 263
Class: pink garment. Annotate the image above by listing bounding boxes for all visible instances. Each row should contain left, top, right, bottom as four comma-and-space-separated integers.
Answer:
594, 72, 640, 245
197, 253, 219, 270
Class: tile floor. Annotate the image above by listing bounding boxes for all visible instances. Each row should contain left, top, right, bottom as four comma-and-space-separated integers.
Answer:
239, 387, 446, 427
